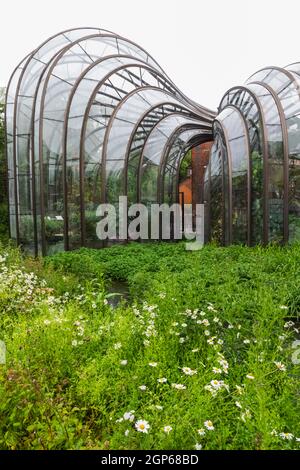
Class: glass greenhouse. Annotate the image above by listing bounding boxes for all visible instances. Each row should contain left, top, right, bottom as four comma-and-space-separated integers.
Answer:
5, 28, 300, 253
205, 64, 300, 246
5, 28, 214, 255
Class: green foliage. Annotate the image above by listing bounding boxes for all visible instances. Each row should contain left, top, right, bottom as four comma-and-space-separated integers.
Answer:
179, 150, 192, 180
0, 242, 300, 449
45, 242, 187, 291
0, 203, 8, 242
251, 150, 264, 244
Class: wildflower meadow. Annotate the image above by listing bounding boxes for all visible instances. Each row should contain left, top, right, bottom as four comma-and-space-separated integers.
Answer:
0, 242, 299, 450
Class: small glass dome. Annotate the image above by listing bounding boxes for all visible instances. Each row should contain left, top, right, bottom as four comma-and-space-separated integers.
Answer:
204, 63, 300, 245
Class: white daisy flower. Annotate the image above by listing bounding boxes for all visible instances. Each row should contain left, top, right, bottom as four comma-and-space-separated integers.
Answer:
241, 409, 252, 422
204, 420, 214, 431
135, 419, 150, 433
123, 411, 135, 422
235, 385, 244, 395
279, 432, 294, 440
171, 383, 186, 390
284, 321, 295, 328
274, 361, 286, 371
210, 379, 223, 390
207, 305, 217, 312
164, 425, 172, 434
197, 428, 206, 436
182, 367, 197, 376
139, 385, 147, 391
157, 377, 167, 383
120, 360, 128, 365
219, 359, 229, 372
246, 374, 255, 380
149, 362, 158, 367
195, 443, 202, 450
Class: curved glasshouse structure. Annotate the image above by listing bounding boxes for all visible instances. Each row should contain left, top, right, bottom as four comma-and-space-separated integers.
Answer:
5, 27, 215, 255
205, 64, 300, 246
8, 29, 300, 252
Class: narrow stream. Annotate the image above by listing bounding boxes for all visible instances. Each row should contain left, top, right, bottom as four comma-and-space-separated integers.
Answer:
106, 279, 130, 308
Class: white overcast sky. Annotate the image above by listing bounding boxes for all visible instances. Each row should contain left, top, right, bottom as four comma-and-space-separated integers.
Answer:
1, 0, 300, 110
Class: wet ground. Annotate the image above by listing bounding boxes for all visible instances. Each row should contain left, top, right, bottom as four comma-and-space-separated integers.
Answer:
106, 279, 130, 307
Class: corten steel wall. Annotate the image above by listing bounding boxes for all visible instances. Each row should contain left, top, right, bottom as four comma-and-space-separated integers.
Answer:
179, 177, 192, 204
204, 63, 300, 246
5, 28, 215, 255
192, 142, 212, 206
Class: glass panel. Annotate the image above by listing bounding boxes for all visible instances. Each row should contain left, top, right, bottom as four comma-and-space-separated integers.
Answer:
247, 83, 284, 242
247, 68, 300, 241
209, 128, 226, 244
221, 90, 264, 244
218, 108, 248, 244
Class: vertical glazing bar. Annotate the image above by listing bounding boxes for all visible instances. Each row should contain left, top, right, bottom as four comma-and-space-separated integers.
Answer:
218, 122, 232, 245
